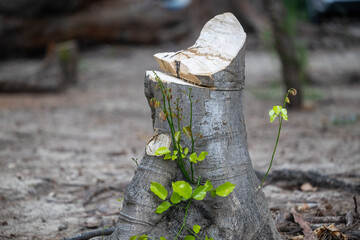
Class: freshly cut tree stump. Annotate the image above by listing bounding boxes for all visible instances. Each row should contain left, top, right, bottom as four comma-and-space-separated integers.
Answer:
109, 13, 281, 240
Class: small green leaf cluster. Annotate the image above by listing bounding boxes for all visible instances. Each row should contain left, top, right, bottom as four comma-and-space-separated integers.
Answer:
155, 144, 208, 165
150, 180, 235, 214
269, 105, 288, 122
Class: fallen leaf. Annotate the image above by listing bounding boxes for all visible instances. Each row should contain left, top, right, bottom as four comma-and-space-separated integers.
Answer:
297, 203, 310, 212
314, 224, 348, 240
300, 183, 317, 192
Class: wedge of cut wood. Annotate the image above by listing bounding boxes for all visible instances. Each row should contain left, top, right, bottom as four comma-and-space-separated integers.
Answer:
154, 12, 246, 89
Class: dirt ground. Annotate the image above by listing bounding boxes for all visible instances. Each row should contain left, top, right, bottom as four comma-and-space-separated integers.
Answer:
0, 38, 359, 239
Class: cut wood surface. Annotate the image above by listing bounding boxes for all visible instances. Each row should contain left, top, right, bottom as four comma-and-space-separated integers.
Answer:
108, 13, 280, 240
154, 12, 246, 88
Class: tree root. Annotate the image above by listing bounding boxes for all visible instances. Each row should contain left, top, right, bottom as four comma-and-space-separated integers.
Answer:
255, 169, 360, 194
62, 227, 115, 240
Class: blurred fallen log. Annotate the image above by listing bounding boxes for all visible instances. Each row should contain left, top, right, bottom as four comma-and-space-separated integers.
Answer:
0, 0, 190, 56
303, 216, 346, 224
255, 169, 360, 194
0, 41, 78, 92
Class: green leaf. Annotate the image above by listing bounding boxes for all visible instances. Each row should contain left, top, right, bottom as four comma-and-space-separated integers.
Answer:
197, 151, 208, 161
150, 182, 168, 200
170, 192, 182, 204
184, 236, 195, 240
281, 108, 288, 121
189, 152, 197, 163
160, 237, 167, 240
282, 113, 288, 121
204, 180, 213, 191
183, 126, 192, 140
210, 189, 216, 198
138, 235, 148, 240
273, 105, 282, 115
164, 153, 172, 160
215, 182, 236, 197
269, 109, 275, 117
155, 147, 171, 156
193, 225, 201, 234
175, 131, 181, 142
285, 96, 290, 104
130, 236, 138, 240
270, 114, 277, 122
181, 154, 186, 159
205, 236, 214, 240
193, 186, 207, 200
155, 201, 172, 214
171, 155, 177, 161
184, 147, 189, 155
172, 181, 192, 199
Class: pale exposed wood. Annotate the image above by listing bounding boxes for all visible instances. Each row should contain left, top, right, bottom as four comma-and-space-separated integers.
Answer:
146, 133, 171, 156
154, 12, 246, 87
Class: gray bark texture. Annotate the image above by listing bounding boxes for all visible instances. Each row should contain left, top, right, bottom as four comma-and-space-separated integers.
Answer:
109, 13, 281, 240
263, 0, 303, 108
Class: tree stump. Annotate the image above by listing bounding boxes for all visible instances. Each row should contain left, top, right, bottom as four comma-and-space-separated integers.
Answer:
109, 13, 281, 240
0, 41, 78, 92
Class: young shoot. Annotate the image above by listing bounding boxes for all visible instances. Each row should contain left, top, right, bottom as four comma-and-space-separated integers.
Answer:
258, 88, 297, 188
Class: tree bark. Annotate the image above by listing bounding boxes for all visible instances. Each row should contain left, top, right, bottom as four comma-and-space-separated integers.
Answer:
108, 13, 281, 240
263, 0, 303, 108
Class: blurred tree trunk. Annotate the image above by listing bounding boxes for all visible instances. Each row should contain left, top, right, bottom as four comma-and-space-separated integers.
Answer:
264, 0, 303, 108
231, 0, 269, 34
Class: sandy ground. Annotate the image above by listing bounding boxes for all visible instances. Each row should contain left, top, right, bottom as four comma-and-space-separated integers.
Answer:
0, 42, 359, 239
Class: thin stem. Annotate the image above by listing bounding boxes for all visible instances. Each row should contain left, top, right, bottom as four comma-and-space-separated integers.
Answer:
189, 89, 195, 182
174, 198, 192, 240
259, 89, 290, 188
174, 178, 201, 240
176, 99, 181, 132
259, 117, 283, 187
154, 73, 192, 182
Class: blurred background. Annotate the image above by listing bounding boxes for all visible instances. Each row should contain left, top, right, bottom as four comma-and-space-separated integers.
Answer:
0, 0, 359, 239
